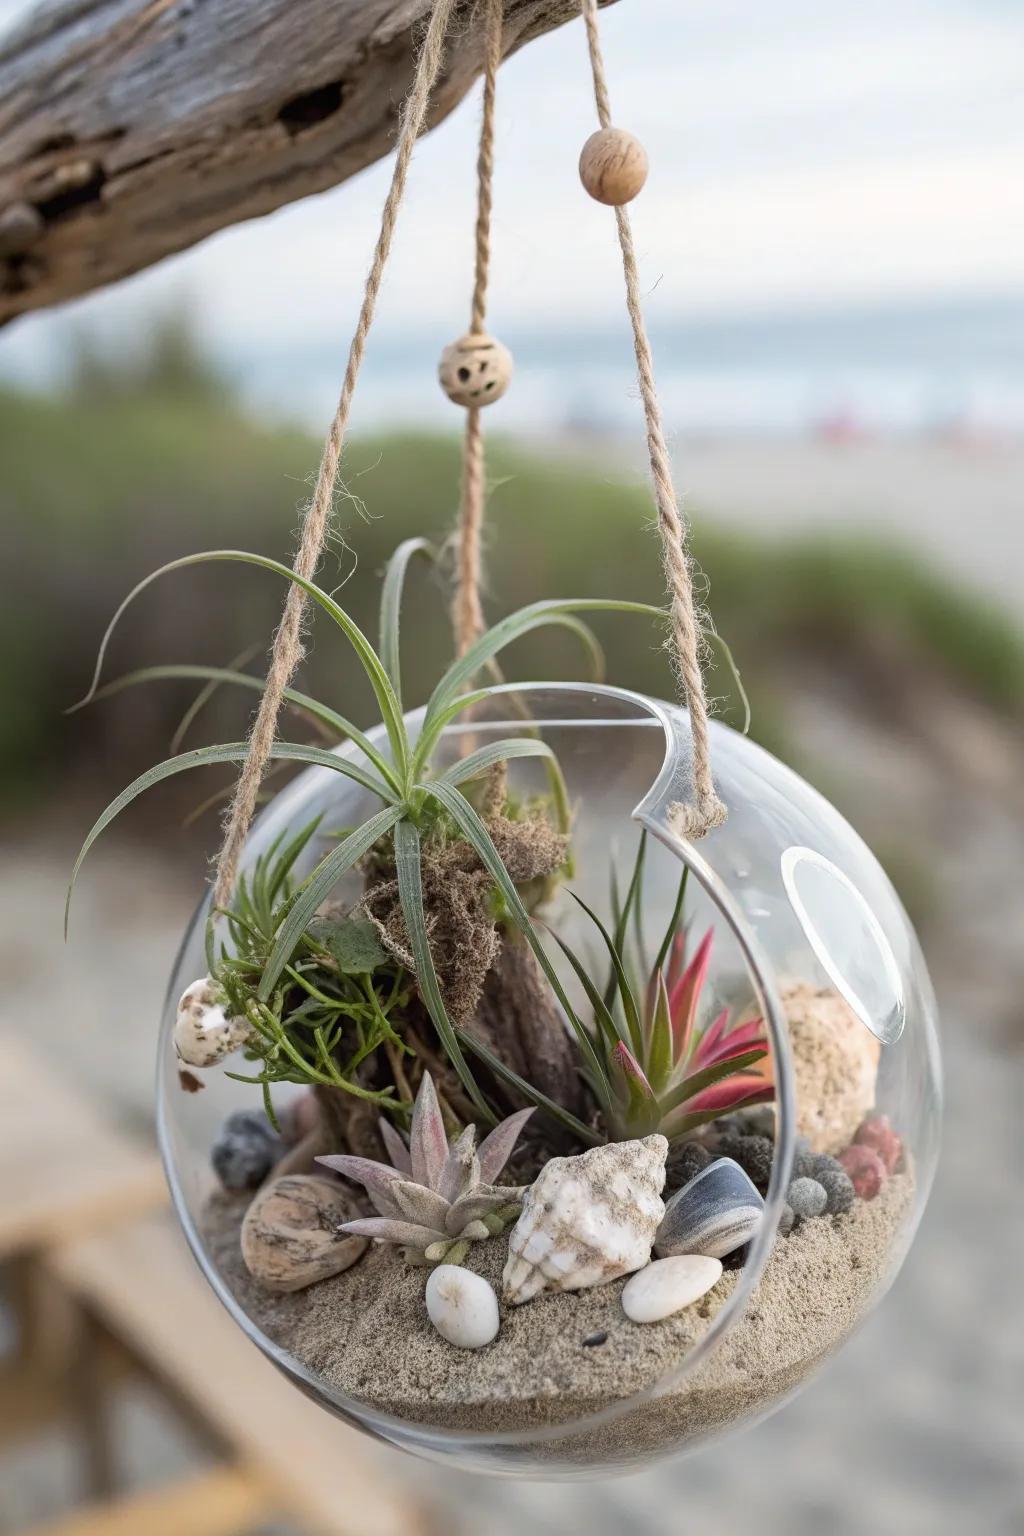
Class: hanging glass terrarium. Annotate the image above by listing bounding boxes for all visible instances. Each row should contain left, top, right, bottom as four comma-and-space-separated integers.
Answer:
69, 0, 940, 1483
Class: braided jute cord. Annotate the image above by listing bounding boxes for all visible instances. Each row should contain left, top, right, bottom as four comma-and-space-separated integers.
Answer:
452, 0, 504, 658
580, 0, 726, 838
212, 0, 460, 906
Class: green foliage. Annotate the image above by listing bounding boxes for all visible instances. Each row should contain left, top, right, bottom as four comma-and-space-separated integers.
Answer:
69, 539, 681, 1126
211, 819, 412, 1119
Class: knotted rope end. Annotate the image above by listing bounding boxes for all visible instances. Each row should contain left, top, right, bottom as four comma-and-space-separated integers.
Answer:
667, 794, 728, 843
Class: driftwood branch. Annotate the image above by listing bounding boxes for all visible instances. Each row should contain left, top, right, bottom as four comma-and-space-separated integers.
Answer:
0, 0, 618, 325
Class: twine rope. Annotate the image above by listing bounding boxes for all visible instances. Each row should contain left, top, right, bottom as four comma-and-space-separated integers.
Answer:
212, 0, 460, 905
452, 0, 505, 658
580, 0, 726, 837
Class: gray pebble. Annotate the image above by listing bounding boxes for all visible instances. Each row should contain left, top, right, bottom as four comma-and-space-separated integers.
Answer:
778, 1203, 796, 1236
666, 1139, 713, 1192
211, 1109, 281, 1190
787, 1176, 828, 1219
739, 1104, 776, 1140
817, 1166, 855, 1215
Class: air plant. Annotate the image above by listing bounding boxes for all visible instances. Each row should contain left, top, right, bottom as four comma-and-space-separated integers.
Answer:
566, 835, 774, 1142
318, 1073, 532, 1265
459, 834, 773, 1146
70, 540, 746, 1142
67, 537, 696, 1127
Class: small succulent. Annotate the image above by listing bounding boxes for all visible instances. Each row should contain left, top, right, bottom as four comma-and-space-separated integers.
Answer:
317, 1074, 533, 1265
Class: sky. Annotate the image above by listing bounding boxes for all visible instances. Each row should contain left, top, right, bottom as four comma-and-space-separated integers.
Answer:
1, 0, 1022, 388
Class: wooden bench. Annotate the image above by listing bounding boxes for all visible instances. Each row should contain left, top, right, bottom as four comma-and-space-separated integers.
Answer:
0, 1038, 427, 1536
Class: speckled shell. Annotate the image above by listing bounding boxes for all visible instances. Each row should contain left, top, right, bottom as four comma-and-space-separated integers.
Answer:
502, 1135, 667, 1305
174, 977, 250, 1068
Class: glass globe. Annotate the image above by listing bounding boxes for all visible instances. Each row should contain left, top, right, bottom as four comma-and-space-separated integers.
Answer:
158, 683, 941, 1476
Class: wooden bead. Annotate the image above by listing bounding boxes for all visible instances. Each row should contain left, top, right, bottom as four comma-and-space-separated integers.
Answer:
438, 332, 513, 408
579, 127, 649, 206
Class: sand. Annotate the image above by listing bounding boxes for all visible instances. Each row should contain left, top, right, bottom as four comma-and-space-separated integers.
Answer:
204, 1172, 914, 1463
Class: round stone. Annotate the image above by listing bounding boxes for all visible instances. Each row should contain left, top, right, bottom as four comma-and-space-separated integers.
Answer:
438, 332, 513, 408
854, 1114, 903, 1173
622, 1255, 723, 1323
665, 1139, 713, 1192
787, 1177, 828, 1219
817, 1166, 855, 1215
425, 1264, 500, 1349
720, 1133, 774, 1194
211, 1109, 281, 1191
838, 1143, 887, 1200
241, 1175, 367, 1292
579, 127, 649, 206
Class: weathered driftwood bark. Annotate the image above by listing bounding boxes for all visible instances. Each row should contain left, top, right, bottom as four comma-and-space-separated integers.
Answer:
0, 0, 619, 325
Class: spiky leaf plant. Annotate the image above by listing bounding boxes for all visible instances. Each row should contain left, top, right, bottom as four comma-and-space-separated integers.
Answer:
68, 538, 716, 1125
559, 835, 774, 1141
318, 1073, 532, 1265
457, 834, 774, 1145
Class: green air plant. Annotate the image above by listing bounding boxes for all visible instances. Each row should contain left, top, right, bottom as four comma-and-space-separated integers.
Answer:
68, 538, 723, 1128
318, 1072, 532, 1265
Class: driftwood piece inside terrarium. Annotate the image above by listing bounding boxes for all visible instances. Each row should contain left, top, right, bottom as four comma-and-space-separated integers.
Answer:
472, 932, 586, 1120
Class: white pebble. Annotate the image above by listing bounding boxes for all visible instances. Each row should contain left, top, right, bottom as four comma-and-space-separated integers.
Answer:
425, 1264, 500, 1349
621, 1255, 723, 1324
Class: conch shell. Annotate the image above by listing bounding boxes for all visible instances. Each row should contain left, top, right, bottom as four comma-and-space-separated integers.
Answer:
502, 1135, 667, 1304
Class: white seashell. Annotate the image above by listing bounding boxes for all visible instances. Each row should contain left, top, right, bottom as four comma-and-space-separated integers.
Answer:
502, 1135, 667, 1305
622, 1255, 723, 1323
241, 1175, 367, 1292
174, 977, 251, 1068
425, 1264, 500, 1349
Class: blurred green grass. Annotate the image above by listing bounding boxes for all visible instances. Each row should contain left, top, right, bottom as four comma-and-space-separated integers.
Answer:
2, 357, 1021, 835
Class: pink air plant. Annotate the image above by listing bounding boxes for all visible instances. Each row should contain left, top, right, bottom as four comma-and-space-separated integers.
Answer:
603, 926, 773, 1142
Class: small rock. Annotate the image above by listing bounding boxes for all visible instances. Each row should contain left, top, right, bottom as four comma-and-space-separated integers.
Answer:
854, 1114, 903, 1174
719, 1133, 774, 1194
665, 1139, 713, 1191
778, 1203, 796, 1237
211, 1109, 281, 1191
791, 1136, 816, 1179
582, 1330, 608, 1348
622, 1255, 723, 1323
0, 203, 43, 259
739, 1103, 777, 1140
656, 1157, 764, 1260
241, 1175, 367, 1292
425, 1265, 500, 1349
838, 1143, 887, 1200
787, 1177, 827, 1219
816, 1165, 855, 1215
